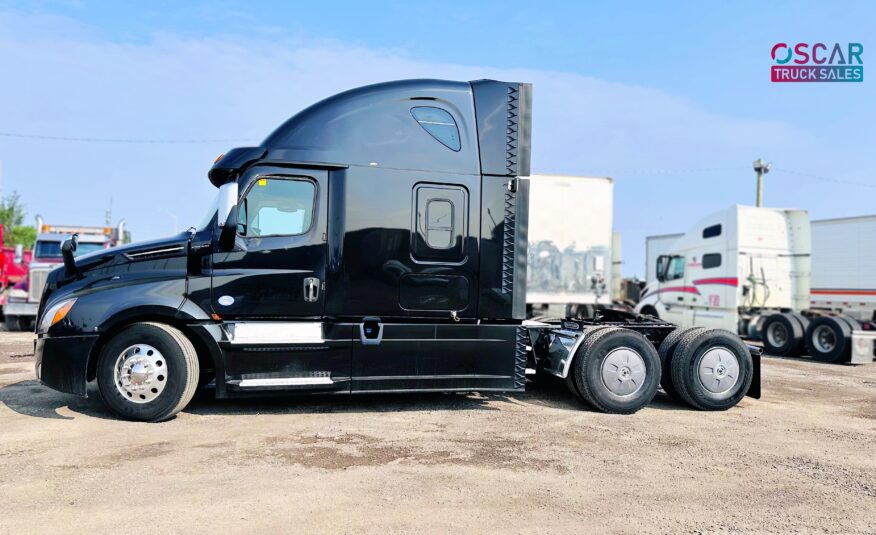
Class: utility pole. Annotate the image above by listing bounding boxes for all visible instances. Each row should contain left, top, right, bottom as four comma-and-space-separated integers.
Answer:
753, 158, 771, 207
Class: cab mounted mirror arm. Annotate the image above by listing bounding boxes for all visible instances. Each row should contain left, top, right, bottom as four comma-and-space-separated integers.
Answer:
61, 234, 79, 276
219, 205, 239, 251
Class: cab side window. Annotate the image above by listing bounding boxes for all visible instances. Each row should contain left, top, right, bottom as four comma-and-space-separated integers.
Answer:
238, 178, 315, 237
666, 256, 685, 281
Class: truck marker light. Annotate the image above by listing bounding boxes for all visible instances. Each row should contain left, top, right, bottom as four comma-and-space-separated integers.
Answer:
258, 178, 267, 186
211, 313, 222, 321
214, 153, 224, 163
39, 297, 78, 333
51, 299, 76, 326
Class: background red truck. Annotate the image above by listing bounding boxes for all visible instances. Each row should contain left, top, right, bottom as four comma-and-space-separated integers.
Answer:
2, 218, 128, 330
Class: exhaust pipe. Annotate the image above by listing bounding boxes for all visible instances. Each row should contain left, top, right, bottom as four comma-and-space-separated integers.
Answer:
35, 215, 44, 234
116, 219, 127, 244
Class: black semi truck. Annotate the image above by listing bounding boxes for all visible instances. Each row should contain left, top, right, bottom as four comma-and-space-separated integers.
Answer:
34, 79, 760, 421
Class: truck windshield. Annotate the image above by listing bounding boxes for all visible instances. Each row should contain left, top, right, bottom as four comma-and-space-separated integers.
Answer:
35, 241, 106, 258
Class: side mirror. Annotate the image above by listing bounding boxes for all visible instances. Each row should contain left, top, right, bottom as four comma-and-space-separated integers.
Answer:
61, 234, 79, 276
219, 205, 239, 251
656, 255, 669, 282
13, 244, 23, 264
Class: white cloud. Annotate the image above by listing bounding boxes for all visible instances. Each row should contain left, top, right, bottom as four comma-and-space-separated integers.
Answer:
0, 10, 870, 276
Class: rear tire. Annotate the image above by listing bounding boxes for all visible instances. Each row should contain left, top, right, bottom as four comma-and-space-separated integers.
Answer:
564, 326, 612, 398
571, 327, 660, 414
761, 313, 805, 356
804, 316, 853, 363
96, 322, 200, 422
658, 327, 707, 400
671, 329, 753, 411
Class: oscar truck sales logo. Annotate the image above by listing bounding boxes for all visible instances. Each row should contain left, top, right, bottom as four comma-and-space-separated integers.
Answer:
771, 43, 863, 82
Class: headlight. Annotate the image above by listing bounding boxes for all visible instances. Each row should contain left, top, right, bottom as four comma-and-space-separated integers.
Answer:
38, 298, 77, 334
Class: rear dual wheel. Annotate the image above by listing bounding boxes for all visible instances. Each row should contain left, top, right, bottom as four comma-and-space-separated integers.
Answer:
762, 313, 808, 356
804, 315, 857, 363
657, 326, 707, 400
567, 327, 660, 414
669, 328, 753, 411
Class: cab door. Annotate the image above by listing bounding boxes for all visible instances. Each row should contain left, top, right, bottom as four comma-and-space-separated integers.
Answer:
659, 255, 695, 328
211, 167, 327, 318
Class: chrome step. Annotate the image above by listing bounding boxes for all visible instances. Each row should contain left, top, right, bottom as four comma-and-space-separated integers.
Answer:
238, 377, 334, 388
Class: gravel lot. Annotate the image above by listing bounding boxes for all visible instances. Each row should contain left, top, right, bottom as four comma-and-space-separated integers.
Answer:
1, 331, 874, 533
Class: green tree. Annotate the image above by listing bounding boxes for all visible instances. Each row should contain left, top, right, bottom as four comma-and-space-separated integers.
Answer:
0, 192, 37, 248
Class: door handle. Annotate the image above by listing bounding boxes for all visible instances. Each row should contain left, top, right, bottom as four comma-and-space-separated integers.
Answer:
677, 297, 683, 302
303, 277, 320, 303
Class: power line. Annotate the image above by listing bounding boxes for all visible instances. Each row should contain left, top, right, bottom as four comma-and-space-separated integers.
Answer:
0, 131, 258, 144
771, 167, 876, 189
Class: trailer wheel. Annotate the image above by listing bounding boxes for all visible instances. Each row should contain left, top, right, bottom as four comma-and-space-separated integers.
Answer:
658, 327, 707, 400
804, 316, 853, 363
670, 329, 753, 411
571, 327, 660, 414
96, 322, 200, 422
761, 313, 804, 356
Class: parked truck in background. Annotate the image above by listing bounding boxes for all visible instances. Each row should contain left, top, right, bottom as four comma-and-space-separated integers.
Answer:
4, 217, 128, 330
527, 174, 614, 319
636, 206, 876, 364
33, 79, 759, 422
0, 224, 32, 313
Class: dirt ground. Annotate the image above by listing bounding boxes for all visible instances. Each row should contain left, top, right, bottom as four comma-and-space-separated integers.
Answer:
0, 331, 874, 534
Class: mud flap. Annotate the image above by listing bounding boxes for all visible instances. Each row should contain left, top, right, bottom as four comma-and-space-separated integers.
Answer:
746, 345, 762, 399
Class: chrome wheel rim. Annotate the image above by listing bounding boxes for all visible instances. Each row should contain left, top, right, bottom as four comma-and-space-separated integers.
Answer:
114, 344, 168, 404
812, 325, 837, 353
601, 347, 646, 397
697, 346, 740, 397
766, 322, 788, 348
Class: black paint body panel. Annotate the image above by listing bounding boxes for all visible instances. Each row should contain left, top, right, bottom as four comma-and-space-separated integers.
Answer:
35, 78, 537, 402
35, 335, 98, 396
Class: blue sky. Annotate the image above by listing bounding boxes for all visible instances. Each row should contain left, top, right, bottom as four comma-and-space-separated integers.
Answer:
0, 1, 874, 276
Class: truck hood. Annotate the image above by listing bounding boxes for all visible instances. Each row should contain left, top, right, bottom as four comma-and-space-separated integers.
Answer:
73, 233, 191, 269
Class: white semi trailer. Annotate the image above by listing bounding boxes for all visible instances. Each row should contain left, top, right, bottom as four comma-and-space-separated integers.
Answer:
636, 206, 876, 364
526, 174, 613, 318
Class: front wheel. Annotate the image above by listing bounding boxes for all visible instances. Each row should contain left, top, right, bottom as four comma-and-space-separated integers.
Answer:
96, 322, 199, 422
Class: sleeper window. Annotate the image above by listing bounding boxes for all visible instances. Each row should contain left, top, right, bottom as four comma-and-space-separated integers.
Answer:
702, 253, 722, 269
411, 107, 461, 151
702, 224, 722, 239
238, 178, 315, 237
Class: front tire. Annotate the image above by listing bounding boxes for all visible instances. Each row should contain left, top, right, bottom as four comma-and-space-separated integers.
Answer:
96, 322, 199, 422
4, 315, 21, 331
571, 327, 660, 414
